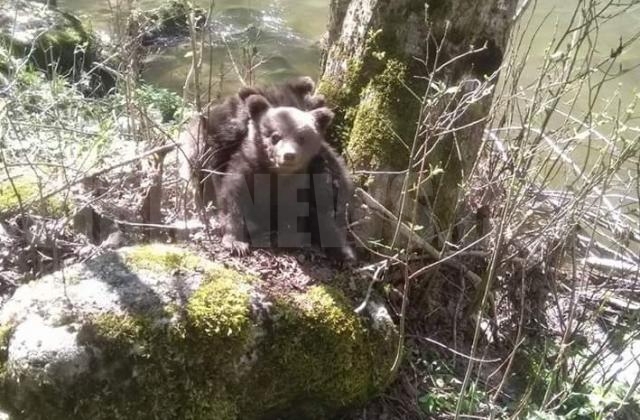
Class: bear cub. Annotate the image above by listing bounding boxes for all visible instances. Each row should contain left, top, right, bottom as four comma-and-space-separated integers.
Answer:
179, 77, 326, 206
179, 78, 355, 262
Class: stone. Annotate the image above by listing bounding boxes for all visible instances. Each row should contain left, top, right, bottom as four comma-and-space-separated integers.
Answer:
132, 0, 206, 47
0, 0, 114, 93
0, 244, 398, 419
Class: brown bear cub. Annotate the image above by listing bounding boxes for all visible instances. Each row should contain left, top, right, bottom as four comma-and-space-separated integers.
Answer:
178, 77, 326, 206
179, 78, 355, 262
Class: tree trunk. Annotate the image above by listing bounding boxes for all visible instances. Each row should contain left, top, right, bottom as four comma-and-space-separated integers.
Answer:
319, 0, 517, 248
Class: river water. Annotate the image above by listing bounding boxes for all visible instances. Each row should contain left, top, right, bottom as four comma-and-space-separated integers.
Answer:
58, 0, 640, 104
60, 0, 328, 96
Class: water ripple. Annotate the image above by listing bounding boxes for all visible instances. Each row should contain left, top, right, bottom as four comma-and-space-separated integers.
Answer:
207, 2, 303, 46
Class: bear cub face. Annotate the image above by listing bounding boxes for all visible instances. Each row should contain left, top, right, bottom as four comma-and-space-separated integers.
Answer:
245, 95, 334, 174
178, 76, 327, 209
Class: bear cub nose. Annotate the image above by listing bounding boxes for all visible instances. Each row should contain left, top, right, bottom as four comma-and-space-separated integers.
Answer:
283, 152, 296, 162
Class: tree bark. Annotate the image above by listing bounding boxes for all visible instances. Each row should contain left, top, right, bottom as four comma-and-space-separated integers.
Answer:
319, 0, 517, 248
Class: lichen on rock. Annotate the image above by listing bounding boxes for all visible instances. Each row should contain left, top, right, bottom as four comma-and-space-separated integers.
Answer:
0, 244, 398, 419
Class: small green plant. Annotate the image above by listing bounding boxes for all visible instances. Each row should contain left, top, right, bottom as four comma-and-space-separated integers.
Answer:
136, 84, 183, 122
526, 385, 630, 420
418, 359, 504, 417
516, 342, 636, 420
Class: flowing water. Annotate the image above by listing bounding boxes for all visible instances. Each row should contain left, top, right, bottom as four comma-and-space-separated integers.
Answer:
60, 0, 328, 96
58, 0, 640, 102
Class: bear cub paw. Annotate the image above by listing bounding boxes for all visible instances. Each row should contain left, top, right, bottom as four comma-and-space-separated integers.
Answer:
222, 234, 251, 256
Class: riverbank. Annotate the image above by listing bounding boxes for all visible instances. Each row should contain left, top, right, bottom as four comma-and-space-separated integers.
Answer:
1, 1, 640, 419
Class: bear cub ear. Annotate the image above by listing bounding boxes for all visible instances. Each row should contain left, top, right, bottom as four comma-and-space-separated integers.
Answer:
289, 76, 315, 95
238, 86, 260, 100
310, 107, 334, 133
245, 94, 271, 119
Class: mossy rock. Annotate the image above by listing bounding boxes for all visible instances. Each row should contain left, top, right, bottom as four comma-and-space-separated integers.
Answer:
0, 244, 398, 419
0, 0, 114, 92
0, 177, 67, 217
132, 0, 206, 47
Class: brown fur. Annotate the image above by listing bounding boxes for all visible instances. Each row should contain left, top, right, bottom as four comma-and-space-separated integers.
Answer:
237, 76, 326, 109
178, 78, 354, 261
218, 94, 355, 261
178, 77, 326, 206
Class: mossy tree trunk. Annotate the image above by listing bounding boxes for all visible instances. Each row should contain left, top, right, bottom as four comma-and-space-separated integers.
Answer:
319, 0, 517, 248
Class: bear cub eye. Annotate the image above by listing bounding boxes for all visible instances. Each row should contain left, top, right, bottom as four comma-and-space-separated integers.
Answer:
270, 133, 281, 144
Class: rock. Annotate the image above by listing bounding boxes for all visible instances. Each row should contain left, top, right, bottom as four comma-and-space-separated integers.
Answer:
0, 244, 398, 419
132, 0, 206, 47
0, 0, 114, 94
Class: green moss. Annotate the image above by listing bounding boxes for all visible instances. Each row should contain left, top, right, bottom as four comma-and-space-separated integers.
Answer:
65, 273, 256, 419
317, 28, 387, 106
155, 0, 203, 33
44, 24, 85, 48
187, 274, 252, 344
0, 177, 67, 217
74, 283, 391, 420
87, 313, 151, 359
317, 33, 375, 151
122, 244, 204, 273
69, 267, 256, 420
123, 244, 256, 286
319, 29, 423, 170
39, 12, 96, 75
68, 312, 234, 420
348, 59, 416, 172
0, 248, 397, 419
136, 0, 206, 40
241, 285, 395, 418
